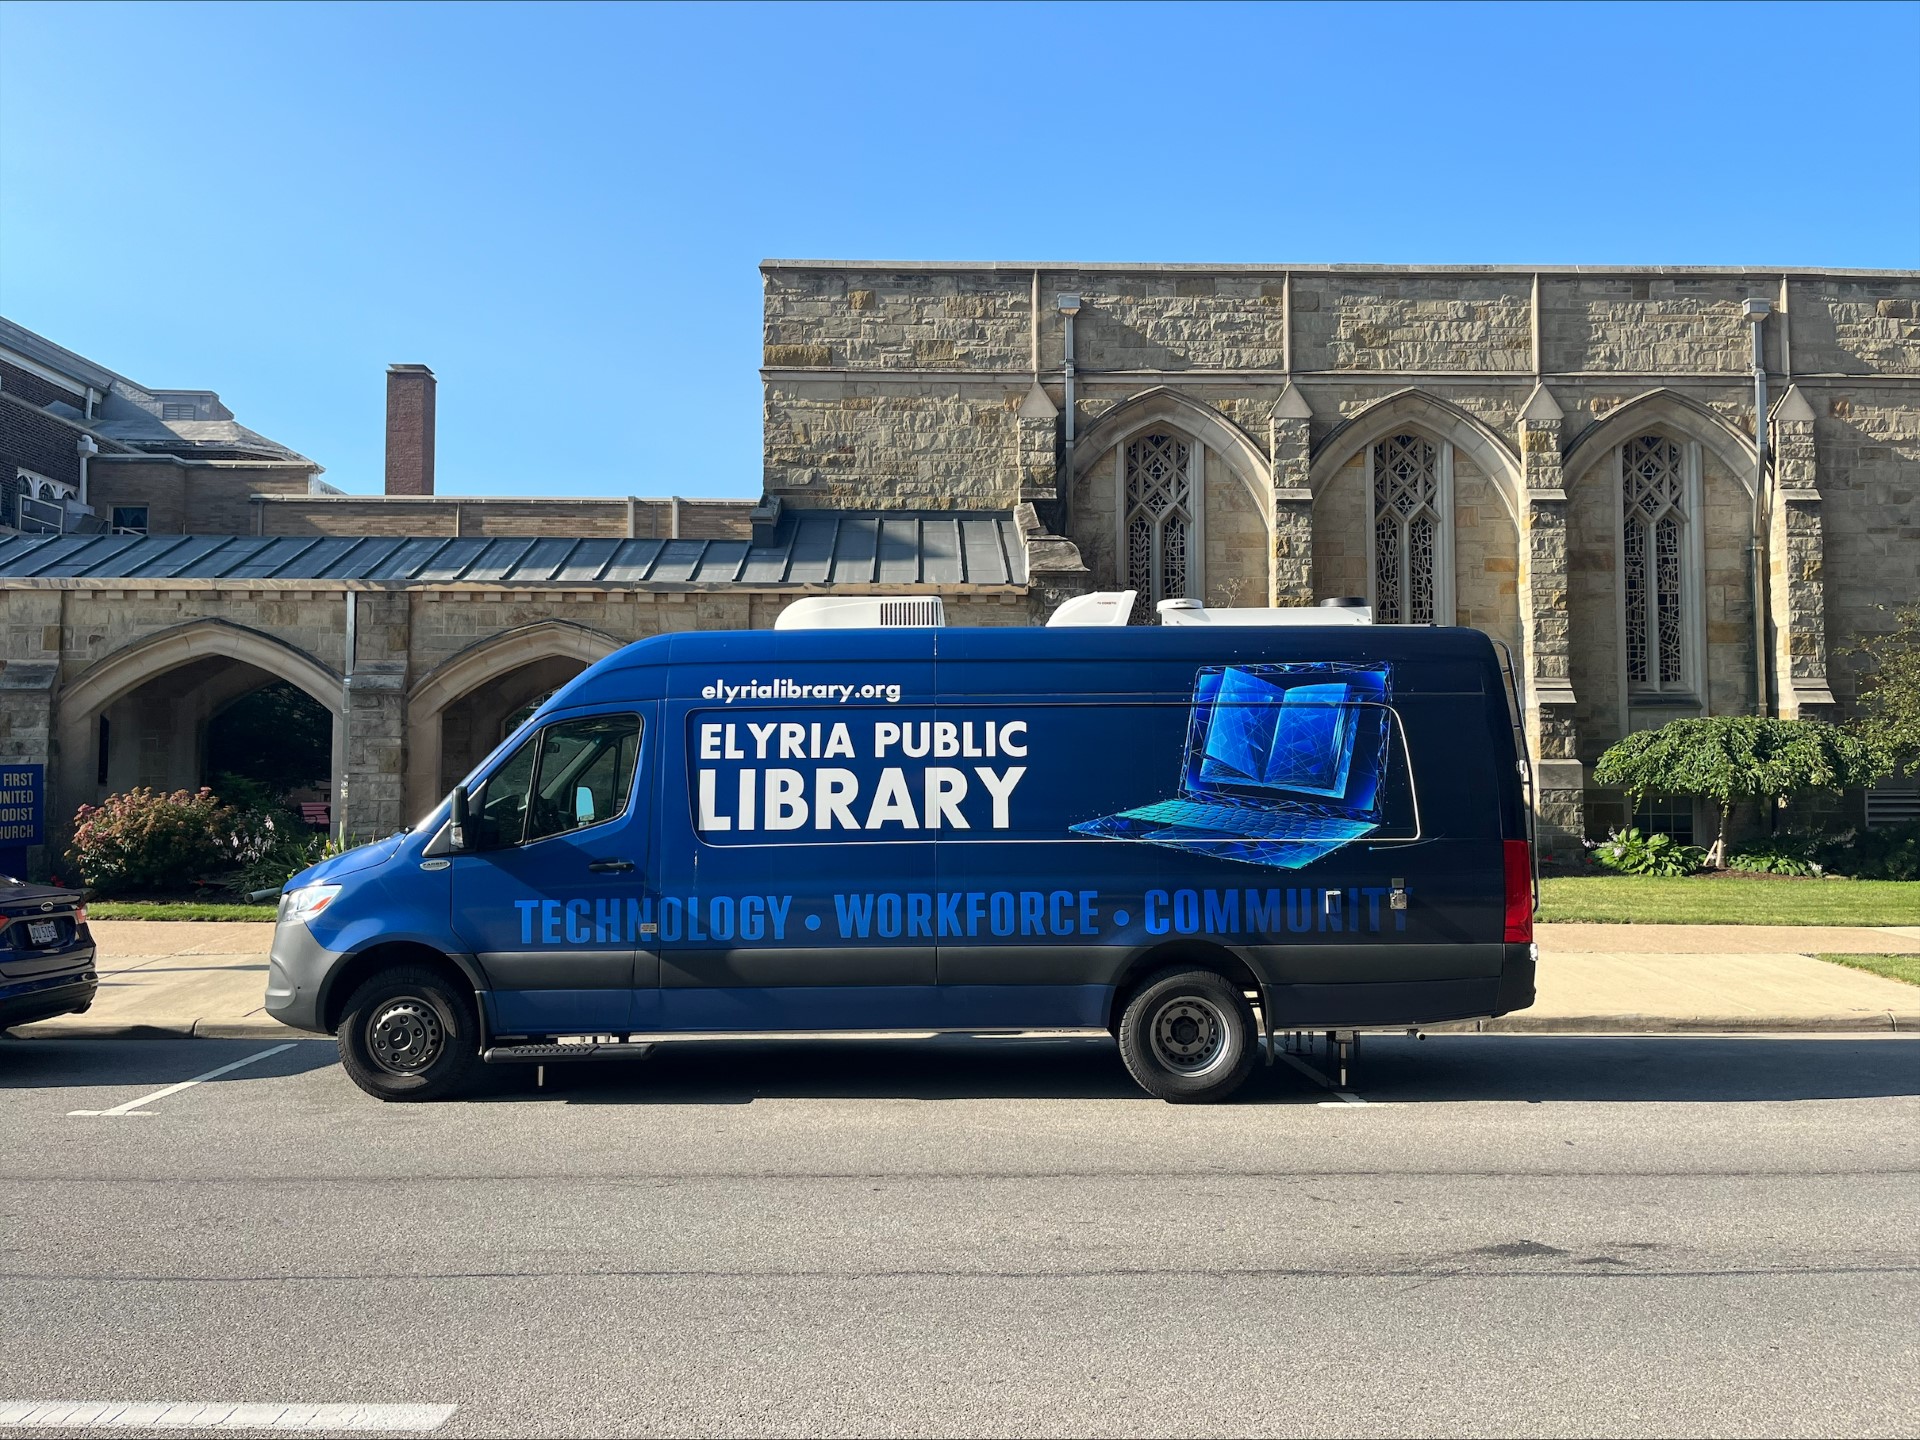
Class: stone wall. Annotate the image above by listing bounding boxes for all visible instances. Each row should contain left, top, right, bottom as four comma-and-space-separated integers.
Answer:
1311, 457, 1369, 603
762, 261, 1920, 853
1817, 387, 1920, 711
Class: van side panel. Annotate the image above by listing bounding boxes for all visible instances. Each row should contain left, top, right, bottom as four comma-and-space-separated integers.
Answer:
476, 626, 1527, 1037
650, 632, 943, 1030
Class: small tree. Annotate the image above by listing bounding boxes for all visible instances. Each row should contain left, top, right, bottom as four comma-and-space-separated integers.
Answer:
1594, 716, 1886, 869
1846, 602, 1920, 772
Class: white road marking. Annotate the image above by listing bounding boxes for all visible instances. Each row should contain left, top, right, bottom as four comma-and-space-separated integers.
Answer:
0, 1401, 454, 1431
1277, 1050, 1373, 1105
67, 1044, 297, 1117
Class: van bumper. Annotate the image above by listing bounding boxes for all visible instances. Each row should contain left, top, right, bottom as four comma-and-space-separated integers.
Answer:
264, 920, 342, 1035
1494, 942, 1537, 1016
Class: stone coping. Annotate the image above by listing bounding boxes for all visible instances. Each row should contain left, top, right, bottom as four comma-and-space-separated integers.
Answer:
762, 259, 1920, 279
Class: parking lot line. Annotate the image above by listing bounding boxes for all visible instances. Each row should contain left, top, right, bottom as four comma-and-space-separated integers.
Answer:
0, 1401, 455, 1432
1276, 1049, 1372, 1105
66, 1043, 298, 1118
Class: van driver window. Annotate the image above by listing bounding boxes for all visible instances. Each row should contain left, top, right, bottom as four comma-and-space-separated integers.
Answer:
524, 714, 642, 843
470, 738, 538, 849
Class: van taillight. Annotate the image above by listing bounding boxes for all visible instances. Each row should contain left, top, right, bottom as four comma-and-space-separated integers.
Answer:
1503, 839, 1534, 943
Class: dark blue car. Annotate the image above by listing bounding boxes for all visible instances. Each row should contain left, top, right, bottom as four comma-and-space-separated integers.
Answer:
0, 878, 97, 1031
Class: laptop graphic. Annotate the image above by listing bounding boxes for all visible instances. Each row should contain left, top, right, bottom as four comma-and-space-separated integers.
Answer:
1071, 662, 1393, 870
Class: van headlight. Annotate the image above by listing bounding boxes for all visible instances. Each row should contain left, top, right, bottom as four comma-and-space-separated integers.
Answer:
280, 884, 341, 926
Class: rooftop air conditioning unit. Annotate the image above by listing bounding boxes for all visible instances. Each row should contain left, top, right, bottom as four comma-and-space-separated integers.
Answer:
1045, 591, 1136, 627
1156, 597, 1372, 626
775, 596, 946, 630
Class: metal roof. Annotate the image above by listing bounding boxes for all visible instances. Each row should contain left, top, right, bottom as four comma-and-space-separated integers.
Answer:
0, 511, 1029, 587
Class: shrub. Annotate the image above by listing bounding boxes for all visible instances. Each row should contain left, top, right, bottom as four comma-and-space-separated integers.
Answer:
206, 775, 330, 896
1590, 827, 1707, 878
227, 807, 330, 897
71, 787, 236, 895
1816, 822, 1920, 882
1726, 835, 1824, 877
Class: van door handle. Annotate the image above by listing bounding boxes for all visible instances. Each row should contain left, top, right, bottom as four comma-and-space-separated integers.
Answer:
587, 859, 636, 873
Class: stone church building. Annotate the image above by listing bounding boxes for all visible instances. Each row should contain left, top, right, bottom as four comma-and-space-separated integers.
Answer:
3, 262, 1916, 870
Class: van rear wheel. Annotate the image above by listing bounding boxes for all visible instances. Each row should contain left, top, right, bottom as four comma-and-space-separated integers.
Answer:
1117, 967, 1258, 1103
337, 965, 481, 1102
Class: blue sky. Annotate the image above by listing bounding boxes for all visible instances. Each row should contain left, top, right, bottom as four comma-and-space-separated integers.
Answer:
3, 1, 1916, 500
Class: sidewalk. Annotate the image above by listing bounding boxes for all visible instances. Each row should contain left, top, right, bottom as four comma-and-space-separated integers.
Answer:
8, 920, 1920, 1041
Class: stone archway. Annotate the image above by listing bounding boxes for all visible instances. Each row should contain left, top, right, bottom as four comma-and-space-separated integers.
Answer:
403, 621, 625, 817
54, 619, 345, 830
1559, 389, 1766, 730
1308, 388, 1525, 522
1068, 387, 1274, 611
1562, 388, 1758, 499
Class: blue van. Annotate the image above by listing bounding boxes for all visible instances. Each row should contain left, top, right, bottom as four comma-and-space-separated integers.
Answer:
266, 609, 1536, 1102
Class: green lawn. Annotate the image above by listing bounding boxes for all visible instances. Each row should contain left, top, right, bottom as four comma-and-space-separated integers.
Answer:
1538, 875, 1920, 925
1818, 953, 1920, 987
86, 901, 279, 922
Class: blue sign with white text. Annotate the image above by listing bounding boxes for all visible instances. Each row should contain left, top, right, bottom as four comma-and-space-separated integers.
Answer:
0, 764, 44, 847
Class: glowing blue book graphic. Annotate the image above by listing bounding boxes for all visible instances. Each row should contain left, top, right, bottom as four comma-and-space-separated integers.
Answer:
1072, 662, 1391, 871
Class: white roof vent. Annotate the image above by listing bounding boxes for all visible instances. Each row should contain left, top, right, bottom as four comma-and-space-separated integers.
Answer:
775, 596, 946, 630
1046, 590, 1136, 628
1156, 598, 1372, 626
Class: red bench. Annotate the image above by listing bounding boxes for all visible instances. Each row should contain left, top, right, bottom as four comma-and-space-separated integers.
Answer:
299, 802, 331, 828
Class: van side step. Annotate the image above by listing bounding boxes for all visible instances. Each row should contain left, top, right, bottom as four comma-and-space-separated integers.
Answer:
481, 1041, 654, 1064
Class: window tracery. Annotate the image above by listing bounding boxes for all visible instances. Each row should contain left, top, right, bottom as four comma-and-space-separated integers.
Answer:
1369, 433, 1447, 624
1123, 432, 1195, 622
1621, 434, 1690, 689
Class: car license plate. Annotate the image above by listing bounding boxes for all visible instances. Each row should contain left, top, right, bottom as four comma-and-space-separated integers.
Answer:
27, 920, 59, 947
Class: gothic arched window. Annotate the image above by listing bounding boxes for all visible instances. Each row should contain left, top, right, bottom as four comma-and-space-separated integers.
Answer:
1618, 433, 1702, 694
1120, 431, 1202, 622
1367, 433, 1454, 624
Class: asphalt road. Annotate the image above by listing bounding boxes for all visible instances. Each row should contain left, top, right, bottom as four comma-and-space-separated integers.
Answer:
2, 1032, 1917, 1438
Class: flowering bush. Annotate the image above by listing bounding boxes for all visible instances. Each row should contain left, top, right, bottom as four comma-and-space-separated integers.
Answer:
70, 787, 237, 894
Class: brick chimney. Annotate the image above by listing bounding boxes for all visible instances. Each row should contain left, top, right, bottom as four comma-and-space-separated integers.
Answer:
384, 364, 436, 496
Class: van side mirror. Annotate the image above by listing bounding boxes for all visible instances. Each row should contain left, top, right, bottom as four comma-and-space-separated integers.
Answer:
449, 785, 470, 850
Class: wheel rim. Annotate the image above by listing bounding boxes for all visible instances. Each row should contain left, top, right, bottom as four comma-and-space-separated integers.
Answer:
1148, 995, 1230, 1077
366, 996, 445, 1075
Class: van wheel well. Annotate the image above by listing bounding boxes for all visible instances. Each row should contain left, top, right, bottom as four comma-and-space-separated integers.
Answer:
322, 942, 473, 1035
1106, 943, 1263, 1035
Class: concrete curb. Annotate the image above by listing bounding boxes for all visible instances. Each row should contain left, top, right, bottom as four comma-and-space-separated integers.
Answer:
8, 1018, 308, 1041
1430, 1014, 1917, 1034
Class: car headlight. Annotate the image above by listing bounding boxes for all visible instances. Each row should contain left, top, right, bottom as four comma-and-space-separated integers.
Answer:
280, 884, 341, 926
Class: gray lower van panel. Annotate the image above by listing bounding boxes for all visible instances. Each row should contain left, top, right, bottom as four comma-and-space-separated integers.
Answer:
1267, 978, 1502, 1027
1244, 942, 1506, 986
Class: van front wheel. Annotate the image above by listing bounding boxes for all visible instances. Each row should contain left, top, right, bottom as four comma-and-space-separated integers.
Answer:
337, 965, 481, 1102
1117, 967, 1258, 1103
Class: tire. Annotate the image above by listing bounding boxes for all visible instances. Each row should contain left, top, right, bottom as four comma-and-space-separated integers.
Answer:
1117, 966, 1259, 1104
336, 964, 482, 1102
